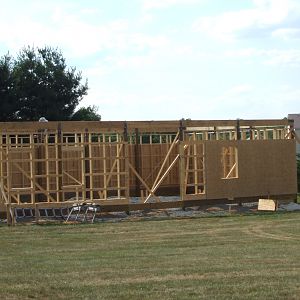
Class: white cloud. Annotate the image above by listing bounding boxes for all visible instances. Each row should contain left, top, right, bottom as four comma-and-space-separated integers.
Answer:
263, 49, 300, 66
225, 48, 300, 67
127, 34, 169, 51
192, 0, 299, 41
211, 84, 255, 116
257, 86, 300, 117
104, 54, 154, 68
203, 83, 300, 119
83, 88, 191, 120
224, 48, 258, 58
271, 28, 300, 39
0, 0, 298, 121
143, 0, 201, 10
44, 16, 130, 58
223, 84, 253, 97
84, 65, 111, 78
139, 13, 155, 24
173, 45, 194, 56
0, 4, 170, 60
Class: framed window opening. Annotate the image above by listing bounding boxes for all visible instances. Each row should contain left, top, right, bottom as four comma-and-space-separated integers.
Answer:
221, 146, 238, 179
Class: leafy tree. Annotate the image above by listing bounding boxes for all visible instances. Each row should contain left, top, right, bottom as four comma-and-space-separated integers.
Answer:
71, 105, 101, 121
0, 54, 19, 121
0, 46, 88, 121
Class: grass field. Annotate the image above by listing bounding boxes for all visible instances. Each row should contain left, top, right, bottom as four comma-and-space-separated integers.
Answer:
0, 212, 300, 299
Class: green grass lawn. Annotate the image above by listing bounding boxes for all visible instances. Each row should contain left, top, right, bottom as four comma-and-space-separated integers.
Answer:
0, 212, 300, 300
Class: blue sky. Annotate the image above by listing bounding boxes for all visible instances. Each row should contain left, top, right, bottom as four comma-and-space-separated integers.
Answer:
0, 0, 299, 120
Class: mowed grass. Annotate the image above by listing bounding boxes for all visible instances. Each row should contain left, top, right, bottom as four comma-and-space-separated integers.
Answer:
0, 213, 300, 300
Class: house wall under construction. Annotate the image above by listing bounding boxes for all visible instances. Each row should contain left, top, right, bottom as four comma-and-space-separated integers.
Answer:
0, 119, 297, 223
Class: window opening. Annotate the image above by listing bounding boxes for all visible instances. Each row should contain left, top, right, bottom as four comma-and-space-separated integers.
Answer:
221, 146, 238, 179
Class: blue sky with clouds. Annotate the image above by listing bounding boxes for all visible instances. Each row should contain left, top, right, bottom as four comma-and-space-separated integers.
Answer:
0, 0, 299, 120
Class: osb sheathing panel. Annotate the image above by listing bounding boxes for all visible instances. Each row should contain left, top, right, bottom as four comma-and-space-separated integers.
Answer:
204, 140, 297, 199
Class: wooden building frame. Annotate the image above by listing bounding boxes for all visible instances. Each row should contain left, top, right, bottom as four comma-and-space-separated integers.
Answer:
0, 119, 297, 224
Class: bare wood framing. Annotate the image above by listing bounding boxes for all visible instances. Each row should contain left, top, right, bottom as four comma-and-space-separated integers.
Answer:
0, 119, 296, 224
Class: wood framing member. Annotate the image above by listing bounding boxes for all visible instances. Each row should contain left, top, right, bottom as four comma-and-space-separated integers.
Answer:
181, 139, 205, 199
134, 128, 141, 196
0, 119, 291, 134
84, 128, 90, 199
142, 132, 180, 203
128, 163, 160, 202
57, 123, 63, 201
12, 162, 56, 202
144, 150, 181, 203
221, 146, 238, 179
0, 118, 296, 224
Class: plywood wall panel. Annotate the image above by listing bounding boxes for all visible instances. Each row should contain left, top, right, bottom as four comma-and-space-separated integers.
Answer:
205, 140, 297, 199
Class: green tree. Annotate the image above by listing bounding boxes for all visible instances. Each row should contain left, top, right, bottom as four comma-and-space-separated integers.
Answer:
0, 46, 88, 121
71, 105, 101, 121
0, 54, 19, 121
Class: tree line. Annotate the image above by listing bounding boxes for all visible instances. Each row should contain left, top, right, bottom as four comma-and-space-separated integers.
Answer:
0, 46, 100, 121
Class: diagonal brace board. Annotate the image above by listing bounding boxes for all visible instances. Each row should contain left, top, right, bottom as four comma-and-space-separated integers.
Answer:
144, 142, 189, 203
105, 143, 124, 187
63, 171, 83, 186
128, 162, 161, 202
12, 162, 56, 202
225, 162, 237, 179
151, 132, 179, 189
